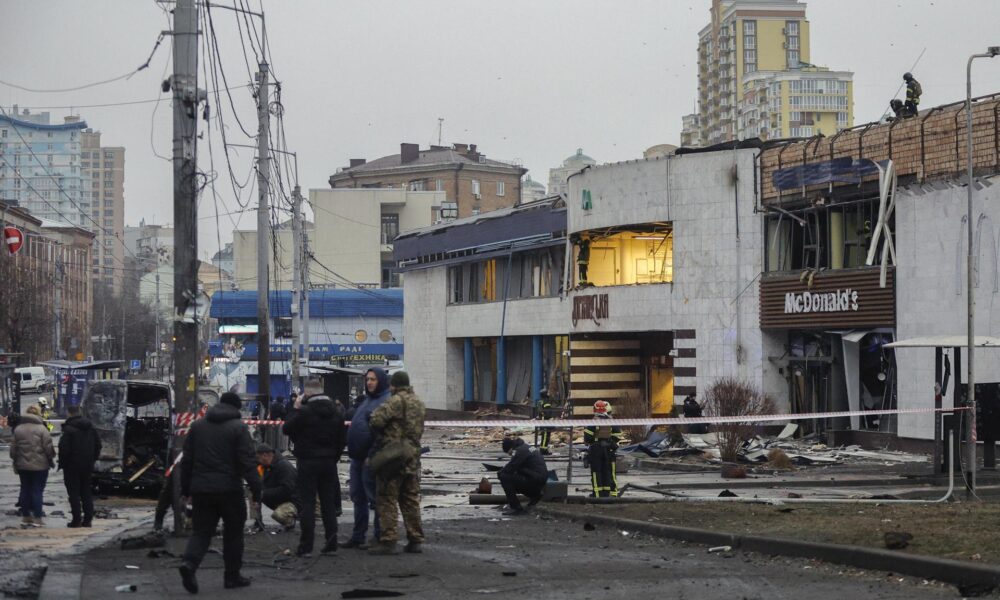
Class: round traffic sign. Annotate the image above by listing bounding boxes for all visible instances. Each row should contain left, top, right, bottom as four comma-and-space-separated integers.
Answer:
3, 226, 23, 255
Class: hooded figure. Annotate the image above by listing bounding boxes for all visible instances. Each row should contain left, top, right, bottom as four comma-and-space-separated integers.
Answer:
342, 367, 390, 550
11, 406, 54, 526
498, 437, 548, 515
59, 405, 102, 527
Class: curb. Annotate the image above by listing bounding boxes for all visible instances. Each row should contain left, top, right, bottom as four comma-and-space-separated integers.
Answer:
536, 505, 1000, 589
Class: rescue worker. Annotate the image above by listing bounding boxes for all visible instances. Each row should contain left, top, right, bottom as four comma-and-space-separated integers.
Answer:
498, 437, 548, 515
577, 236, 591, 285
583, 400, 622, 498
36, 398, 54, 432
536, 390, 553, 455
368, 371, 426, 555
904, 72, 921, 117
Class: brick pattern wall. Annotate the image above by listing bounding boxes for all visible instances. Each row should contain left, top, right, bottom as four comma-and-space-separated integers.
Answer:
759, 95, 1000, 201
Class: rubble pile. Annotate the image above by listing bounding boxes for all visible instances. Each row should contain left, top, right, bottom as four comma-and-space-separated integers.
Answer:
622, 423, 929, 468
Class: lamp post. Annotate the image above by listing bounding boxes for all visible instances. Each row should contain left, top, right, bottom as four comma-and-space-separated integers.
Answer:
965, 46, 1000, 495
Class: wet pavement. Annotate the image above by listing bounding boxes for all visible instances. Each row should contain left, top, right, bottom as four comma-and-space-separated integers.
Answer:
0, 421, 975, 598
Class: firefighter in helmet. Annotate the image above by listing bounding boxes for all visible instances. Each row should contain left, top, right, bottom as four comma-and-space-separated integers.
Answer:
583, 400, 622, 498
536, 390, 553, 455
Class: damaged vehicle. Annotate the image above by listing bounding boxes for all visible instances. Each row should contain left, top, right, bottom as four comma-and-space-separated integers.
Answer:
81, 380, 172, 495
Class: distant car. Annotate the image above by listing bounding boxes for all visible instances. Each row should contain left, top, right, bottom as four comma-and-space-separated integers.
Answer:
80, 380, 172, 495
15, 366, 50, 392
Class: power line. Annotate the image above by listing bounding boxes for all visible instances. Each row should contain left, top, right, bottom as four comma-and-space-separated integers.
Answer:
0, 33, 167, 93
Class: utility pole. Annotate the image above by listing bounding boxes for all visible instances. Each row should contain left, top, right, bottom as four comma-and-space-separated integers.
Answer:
171, 0, 199, 419
290, 185, 302, 389
53, 256, 63, 359
437, 118, 444, 146
155, 271, 162, 379
302, 224, 310, 383
255, 62, 271, 405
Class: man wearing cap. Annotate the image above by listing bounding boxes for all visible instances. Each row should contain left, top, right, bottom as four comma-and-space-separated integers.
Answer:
178, 392, 261, 593
254, 443, 298, 530
583, 400, 623, 498
368, 371, 426, 555
498, 437, 548, 516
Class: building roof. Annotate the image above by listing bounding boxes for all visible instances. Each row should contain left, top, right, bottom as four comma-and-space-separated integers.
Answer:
209, 288, 403, 319
562, 148, 596, 167
331, 147, 524, 180
0, 113, 88, 131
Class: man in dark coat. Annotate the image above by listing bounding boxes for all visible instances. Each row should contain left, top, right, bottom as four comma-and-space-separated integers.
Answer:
282, 393, 346, 556
255, 443, 298, 529
58, 405, 102, 527
497, 437, 548, 516
178, 392, 261, 594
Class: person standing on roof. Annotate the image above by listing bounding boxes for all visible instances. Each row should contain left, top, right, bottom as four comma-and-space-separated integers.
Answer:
583, 400, 623, 498
342, 368, 390, 549
904, 72, 922, 117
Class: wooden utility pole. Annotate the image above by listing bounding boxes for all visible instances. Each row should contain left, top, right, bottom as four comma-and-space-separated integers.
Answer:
170, 0, 199, 535
290, 185, 302, 388
255, 62, 271, 405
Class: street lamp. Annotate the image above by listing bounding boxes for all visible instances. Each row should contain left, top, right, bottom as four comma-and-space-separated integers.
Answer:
965, 46, 1000, 495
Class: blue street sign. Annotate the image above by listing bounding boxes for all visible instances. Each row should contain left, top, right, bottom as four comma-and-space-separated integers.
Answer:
129, 359, 141, 370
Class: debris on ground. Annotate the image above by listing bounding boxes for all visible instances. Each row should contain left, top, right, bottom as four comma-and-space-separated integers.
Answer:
120, 530, 166, 550
884, 531, 913, 550
619, 422, 929, 469
94, 508, 119, 520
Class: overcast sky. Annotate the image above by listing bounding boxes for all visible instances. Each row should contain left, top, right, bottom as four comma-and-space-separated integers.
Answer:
3, 0, 1000, 258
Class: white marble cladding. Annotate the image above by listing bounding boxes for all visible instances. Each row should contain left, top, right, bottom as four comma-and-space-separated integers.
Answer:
445, 296, 568, 338
894, 176, 1000, 439
568, 151, 767, 405
402, 268, 455, 410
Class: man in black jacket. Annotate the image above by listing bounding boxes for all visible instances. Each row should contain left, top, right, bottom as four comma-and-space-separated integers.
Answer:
58, 405, 101, 527
179, 392, 261, 594
497, 437, 548, 516
282, 393, 346, 556
255, 443, 298, 529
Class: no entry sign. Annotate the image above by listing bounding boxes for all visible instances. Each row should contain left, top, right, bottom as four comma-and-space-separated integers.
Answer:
3, 226, 23, 255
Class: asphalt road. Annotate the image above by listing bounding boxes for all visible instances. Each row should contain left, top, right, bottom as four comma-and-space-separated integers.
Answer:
69, 506, 964, 599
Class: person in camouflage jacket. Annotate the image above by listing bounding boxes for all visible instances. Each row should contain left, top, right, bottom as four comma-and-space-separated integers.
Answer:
368, 371, 426, 555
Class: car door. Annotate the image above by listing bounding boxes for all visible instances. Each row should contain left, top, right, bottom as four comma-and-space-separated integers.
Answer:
81, 380, 128, 472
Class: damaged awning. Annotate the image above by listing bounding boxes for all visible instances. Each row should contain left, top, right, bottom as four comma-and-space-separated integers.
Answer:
773, 158, 888, 191
885, 336, 1000, 348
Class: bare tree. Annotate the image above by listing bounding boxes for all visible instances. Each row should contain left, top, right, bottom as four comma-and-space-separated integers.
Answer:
702, 378, 776, 463
0, 260, 54, 364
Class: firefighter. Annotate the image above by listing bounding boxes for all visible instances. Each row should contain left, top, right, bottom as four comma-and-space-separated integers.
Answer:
577, 236, 591, 285
583, 400, 622, 498
536, 391, 553, 455
903, 72, 921, 117
37, 398, 54, 432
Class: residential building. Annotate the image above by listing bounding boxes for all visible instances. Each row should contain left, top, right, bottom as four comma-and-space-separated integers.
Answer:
124, 220, 174, 265
329, 143, 526, 219
232, 188, 442, 291
680, 113, 703, 148
739, 67, 853, 140
547, 149, 596, 197
310, 188, 444, 288
0, 107, 89, 227
81, 129, 125, 293
520, 175, 547, 205
231, 218, 312, 292
0, 202, 93, 363
694, 0, 853, 144
211, 241, 234, 276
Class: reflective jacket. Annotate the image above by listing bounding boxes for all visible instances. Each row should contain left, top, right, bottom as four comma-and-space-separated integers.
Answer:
583, 416, 623, 448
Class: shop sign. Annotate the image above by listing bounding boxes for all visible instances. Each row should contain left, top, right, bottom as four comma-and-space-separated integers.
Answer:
572, 293, 609, 327
329, 354, 388, 365
784, 288, 859, 314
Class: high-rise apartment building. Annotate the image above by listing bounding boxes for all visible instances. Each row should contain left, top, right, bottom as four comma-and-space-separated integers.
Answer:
81, 129, 125, 294
692, 0, 853, 145
0, 107, 89, 227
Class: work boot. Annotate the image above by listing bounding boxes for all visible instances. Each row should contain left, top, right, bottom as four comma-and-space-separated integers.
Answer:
178, 563, 198, 594
295, 545, 313, 557
404, 541, 423, 554
67, 519, 82, 528
340, 538, 369, 550
501, 506, 527, 516
81, 518, 92, 528
320, 540, 337, 554
368, 542, 399, 555
223, 575, 251, 589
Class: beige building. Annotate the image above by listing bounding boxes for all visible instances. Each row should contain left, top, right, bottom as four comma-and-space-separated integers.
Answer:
547, 149, 597, 197
232, 189, 444, 291
329, 143, 525, 219
81, 129, 125, 294
693, 0, 853, 145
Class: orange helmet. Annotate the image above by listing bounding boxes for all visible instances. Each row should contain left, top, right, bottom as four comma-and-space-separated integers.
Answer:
593, 400, 610, 415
